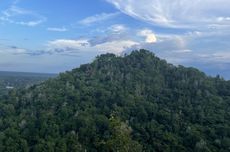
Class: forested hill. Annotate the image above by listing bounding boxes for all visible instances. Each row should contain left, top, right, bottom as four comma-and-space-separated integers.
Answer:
1, 49, 230, 152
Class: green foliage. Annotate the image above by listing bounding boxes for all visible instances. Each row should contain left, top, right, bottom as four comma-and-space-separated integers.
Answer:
103, 116, 142, 152
0, 49, 230, 151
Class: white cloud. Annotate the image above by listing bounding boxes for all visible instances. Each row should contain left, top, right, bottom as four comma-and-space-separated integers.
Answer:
106, 0, 230, 28
129, 34, 188, 55
0, 45, 27, 54
95, 40, 138, 54
0, 4, 46, 26
79, 12, 119, 25
47, 27, 68, 32
47, 38, 138, 55
47, 39, 90, 51
18, 20, 45, 26
108, 24, 127, 33
172, 49, 192, 53
138, 29, 157, 43
217, 17, 230, 22
211, 52, 230, 62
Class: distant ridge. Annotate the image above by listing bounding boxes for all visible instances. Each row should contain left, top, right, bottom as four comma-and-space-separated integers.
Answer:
0, 71, 57, 77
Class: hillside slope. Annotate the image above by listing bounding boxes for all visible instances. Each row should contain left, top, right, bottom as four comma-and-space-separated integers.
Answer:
0, 50, 230, 152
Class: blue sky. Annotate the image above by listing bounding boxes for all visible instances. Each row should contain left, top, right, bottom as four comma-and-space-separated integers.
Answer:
0, 0, 230, 79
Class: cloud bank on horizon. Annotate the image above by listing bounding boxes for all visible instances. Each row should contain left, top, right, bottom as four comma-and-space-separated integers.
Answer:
0, 0, 230, 79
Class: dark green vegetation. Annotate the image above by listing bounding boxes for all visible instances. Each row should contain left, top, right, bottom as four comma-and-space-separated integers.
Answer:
0, 50, 230, 152
0, 71, 56, 96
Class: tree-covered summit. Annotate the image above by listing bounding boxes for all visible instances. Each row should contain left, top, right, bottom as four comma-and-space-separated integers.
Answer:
0, 49, 230, 152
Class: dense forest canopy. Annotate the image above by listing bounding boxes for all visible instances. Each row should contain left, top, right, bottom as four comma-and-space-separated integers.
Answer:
0, 49, 230, 152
